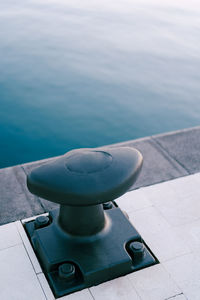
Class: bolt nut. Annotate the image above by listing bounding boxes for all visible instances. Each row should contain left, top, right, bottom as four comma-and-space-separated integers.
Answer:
34, 216, 49, 229
58, 263, 76, 280
103, 202, 113, 210
129, 241, 145, 261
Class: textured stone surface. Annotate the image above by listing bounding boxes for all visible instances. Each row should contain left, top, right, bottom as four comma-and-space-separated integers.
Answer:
154, 126, 200, 173
0, 166, 44, 225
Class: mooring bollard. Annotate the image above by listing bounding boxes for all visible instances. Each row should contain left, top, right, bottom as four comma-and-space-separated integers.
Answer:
25, 147, 157, 297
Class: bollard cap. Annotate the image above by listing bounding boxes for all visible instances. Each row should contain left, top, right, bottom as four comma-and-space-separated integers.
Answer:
27, 147, 143, 206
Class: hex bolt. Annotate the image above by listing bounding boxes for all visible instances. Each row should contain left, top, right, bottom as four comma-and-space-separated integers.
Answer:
58, 263, 76, 280
103, 202, 113, 210
34, 216, 49, 229
129, 241, 145, 261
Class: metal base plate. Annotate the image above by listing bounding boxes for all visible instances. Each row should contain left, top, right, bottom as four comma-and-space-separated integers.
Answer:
25, 205, 157, 298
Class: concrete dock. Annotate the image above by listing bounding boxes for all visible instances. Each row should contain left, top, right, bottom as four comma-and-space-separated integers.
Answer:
1, 126, 200, 300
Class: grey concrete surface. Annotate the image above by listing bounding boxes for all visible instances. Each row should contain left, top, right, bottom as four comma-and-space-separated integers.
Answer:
0, 166, 44, 225
0, 125, 200, 224
153, 126, 200, 174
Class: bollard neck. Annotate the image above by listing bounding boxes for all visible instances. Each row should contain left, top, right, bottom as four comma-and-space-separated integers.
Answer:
58, 204, 106, 236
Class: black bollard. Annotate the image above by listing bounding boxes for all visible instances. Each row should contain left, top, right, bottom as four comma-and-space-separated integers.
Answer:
25, 147, 157, 297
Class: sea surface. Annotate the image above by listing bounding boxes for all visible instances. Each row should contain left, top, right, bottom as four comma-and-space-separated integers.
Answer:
0, 0, 200, 167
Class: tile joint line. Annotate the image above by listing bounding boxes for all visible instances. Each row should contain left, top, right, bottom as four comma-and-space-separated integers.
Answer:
164, 292, 185, 299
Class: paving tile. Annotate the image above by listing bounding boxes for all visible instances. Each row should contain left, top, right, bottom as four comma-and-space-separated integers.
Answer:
144, 174, 200, 226
38, 267, 94, 300
168, 295, 187, 300
61, 289, 94, 300
0, 165, 44, 225
0, 222, 22, 250
114, 138, 188, 190
137, 180, 175, 207
181, 288, 200, 300
154, 127, 200, 174
129, 206, 190, 262
164, 252, 200, 300
0, 244, 46, 300
174, 218, 200, 253
37, 273, 55, 300
90, 276, 140, 300
15, 221, 42, 274
127, 264, 181, 300
116, 188, 152, 214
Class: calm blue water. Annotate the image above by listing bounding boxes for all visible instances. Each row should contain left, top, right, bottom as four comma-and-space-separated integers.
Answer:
0, 0, 200, 168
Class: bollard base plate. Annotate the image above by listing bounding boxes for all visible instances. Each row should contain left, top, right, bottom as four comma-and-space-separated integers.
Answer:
25, 205, 158, 298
